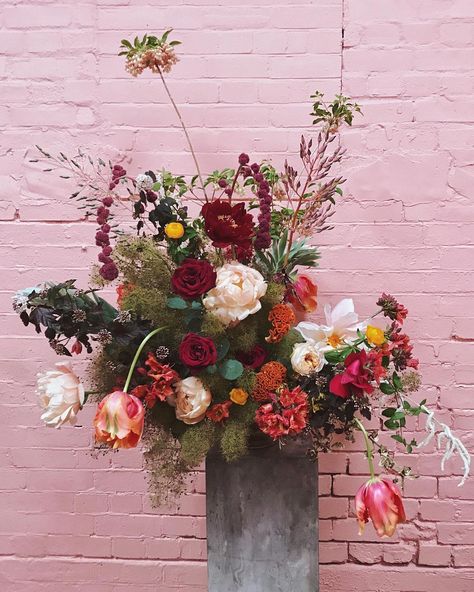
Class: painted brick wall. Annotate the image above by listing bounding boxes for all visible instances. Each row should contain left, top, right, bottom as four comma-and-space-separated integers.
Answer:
1, 1, 474, 590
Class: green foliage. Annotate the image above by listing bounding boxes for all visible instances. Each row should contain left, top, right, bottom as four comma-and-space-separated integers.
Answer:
219, 359, 244, 381
255, 229, 320, 276
179, 421, 217, 467
310, 91, 361, 129
220, 421, 249, 463
201, 372, 229, 402
119, 31, 181, 58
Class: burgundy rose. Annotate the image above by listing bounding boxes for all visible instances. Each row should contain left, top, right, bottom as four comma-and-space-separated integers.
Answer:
179, 333, 217, 369
235, 345, 267, 370
201, 199, 254, 249
329, 350, 374, 399
171, 259, 217, 299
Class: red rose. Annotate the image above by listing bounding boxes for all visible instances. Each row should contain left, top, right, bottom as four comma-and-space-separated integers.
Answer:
201, 199, 254, 248
171, 258, 217, 299
235, 345, 267, 370
329, 350, 374, 399
179, 333, 217, 369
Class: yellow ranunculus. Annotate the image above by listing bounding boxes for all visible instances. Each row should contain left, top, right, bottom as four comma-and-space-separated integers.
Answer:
366, 325, 385, 346
229, 388, 249, 406
165, 222, 185, 239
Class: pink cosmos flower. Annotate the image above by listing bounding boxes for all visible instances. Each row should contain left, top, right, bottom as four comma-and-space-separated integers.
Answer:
355, 477, 406, 538
94, 391, 145, 449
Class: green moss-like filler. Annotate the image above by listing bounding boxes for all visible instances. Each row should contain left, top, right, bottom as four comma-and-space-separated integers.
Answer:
236, 369, 256, 394
179, 421, 217, 467
220, 420, 250, 462
231, 398, 259, 425
113, 235, 172, 289
261, 282, 286, 310
87, 347, 120, 400
268, 328, 304, 362
201, 372, 229, 402
201, 312, 226, 340
89, 264, 108, 289
227, 315, 259, 352
143, 426, 189, 507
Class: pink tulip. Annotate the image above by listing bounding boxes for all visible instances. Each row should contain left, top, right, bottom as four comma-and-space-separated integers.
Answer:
94, 390, 145, 449
289, 275, 318, 313
355, 477, 406, 538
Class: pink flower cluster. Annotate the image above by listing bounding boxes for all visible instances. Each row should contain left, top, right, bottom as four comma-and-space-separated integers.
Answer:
255, 386, 309, 440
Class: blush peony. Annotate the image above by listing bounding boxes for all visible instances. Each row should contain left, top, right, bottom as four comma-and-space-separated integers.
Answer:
203, 262, 267, 326
36, 362, 85, 428
171, 376, 212, 425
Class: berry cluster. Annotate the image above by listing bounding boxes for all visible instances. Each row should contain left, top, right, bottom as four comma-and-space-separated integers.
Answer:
242, 156, 272, 250
96, 164, 125, 281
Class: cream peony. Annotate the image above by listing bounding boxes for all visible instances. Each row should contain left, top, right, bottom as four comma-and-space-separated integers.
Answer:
36, 362, 85, 427
291, 341, 326, 376
172, 376, 212, 425
203, 262, 267, 325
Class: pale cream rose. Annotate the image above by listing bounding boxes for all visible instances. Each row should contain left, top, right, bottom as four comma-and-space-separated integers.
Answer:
36, 362, 85, 427
203, 262, 267, 325
291, 341, 326, 376
173, 377, 212, 425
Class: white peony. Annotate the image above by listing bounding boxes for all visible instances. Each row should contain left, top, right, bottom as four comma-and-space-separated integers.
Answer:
36, 362, 85, 428
203, 262, 267, 326
296, 298, 366, 352
172, 377, 212, 425
291, 340, 326, 376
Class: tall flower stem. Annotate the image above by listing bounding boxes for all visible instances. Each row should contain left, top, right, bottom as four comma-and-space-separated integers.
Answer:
354, 417, 376, 479
158, 69, 208, 202
123, 327, 166, 393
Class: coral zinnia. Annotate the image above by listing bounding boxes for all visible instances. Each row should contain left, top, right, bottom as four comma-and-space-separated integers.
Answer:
201, 199, 254, 249
255, 386, 309, 440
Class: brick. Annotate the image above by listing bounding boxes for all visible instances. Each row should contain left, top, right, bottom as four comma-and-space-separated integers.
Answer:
418, 544, 452, 566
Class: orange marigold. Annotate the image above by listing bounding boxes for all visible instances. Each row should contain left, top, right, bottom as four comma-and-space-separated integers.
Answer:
252, 361, 287, 402
265, 303, 296, 344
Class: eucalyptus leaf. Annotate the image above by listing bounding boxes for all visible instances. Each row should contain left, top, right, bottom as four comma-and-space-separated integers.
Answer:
219, 359, 244, 381
167, 296, 188, 310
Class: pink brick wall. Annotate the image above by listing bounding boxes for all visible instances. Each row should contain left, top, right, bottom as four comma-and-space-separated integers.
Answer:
1, 1, 474, 590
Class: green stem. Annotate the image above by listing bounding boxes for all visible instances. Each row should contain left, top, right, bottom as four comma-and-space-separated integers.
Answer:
123, 327, 166, 393
354, 417, 376, 479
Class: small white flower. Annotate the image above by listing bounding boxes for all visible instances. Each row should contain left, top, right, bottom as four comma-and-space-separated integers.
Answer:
36, 362, 85, 428
296, 298, 366, 351
135, 173, 154, 192
291, 340, 326, 376
203, 262, 267, 326
171, 377, 211, 425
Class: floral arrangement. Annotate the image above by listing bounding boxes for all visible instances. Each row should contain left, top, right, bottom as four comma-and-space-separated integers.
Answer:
16, 31, 470, 538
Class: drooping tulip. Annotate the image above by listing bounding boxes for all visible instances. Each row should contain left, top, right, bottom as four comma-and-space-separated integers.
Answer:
355, 477, 406, 538
289, 275, 318, 313
94, 390, 145, 449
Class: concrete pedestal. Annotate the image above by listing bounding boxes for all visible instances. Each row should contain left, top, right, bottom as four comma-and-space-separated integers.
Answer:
206, 439, 318, 592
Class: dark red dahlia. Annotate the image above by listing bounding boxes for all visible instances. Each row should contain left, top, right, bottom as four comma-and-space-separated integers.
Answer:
201, 199, 254, 249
